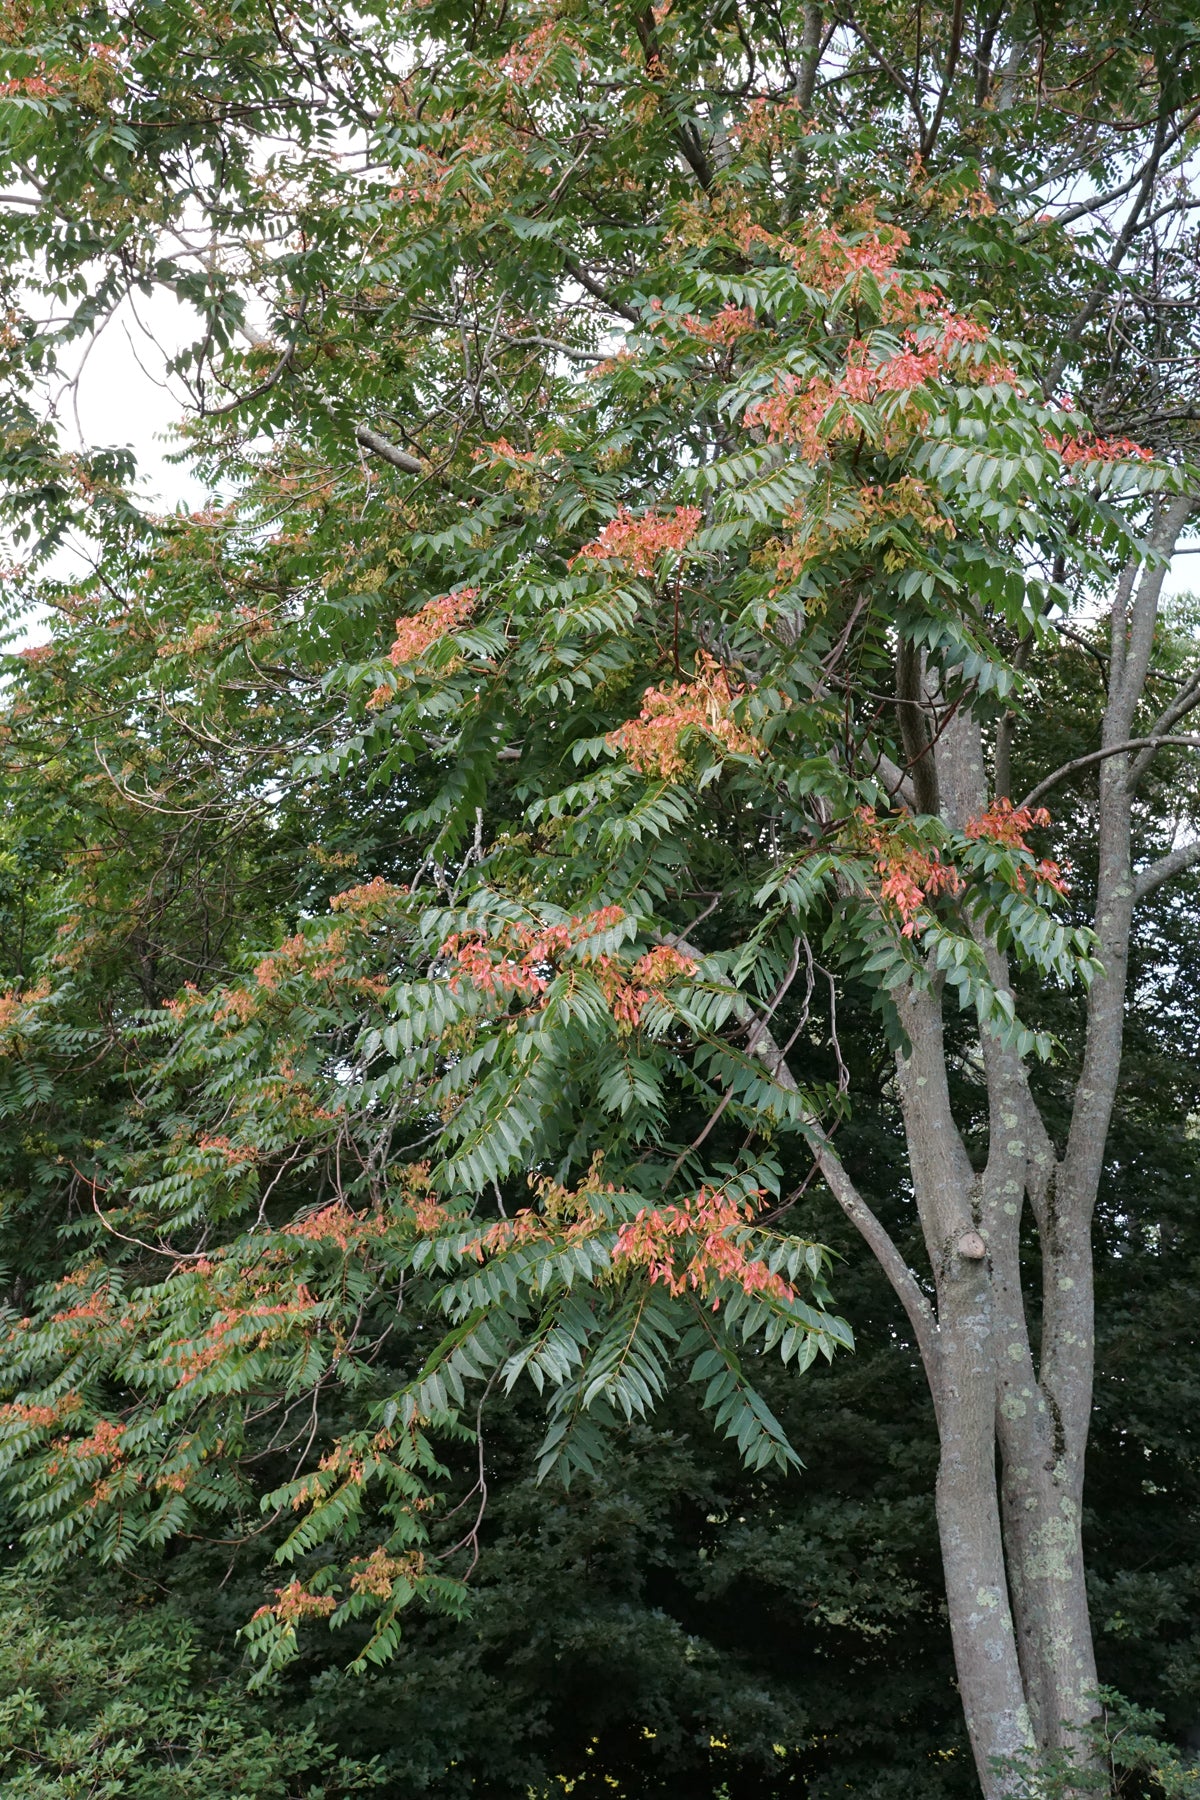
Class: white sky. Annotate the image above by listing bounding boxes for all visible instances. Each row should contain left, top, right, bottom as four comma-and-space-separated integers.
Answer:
4, 287, 205, 649
67, 286, 208, 514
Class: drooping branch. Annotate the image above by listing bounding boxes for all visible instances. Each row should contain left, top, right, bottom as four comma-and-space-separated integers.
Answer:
808, 1120, 941, 1370
665, 932, 940, 1368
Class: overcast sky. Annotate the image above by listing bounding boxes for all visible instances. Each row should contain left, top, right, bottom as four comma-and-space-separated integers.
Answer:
56, 284, 208, 517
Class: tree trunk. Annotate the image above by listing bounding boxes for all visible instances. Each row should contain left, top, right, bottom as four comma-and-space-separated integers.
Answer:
798, 503, 1197, 1791
758, 504, 1198, 1791
932, 1272, 1036, 1795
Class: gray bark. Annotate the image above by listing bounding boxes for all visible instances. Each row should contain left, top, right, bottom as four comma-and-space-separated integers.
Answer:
734, 500, 1196, 1790
938, 501, 1192, 1786
804, 501, 1196, 1792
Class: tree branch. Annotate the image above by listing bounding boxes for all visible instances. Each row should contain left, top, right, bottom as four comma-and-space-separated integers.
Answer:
1134, 838, 1200, 901
795, 1, 823, 111
1018, 734, 1200, 810
751, 1007, 940, 1367
1134, 663, 1200, 774
809, 1120, 940, 1369
498, 334, 604, 363
664, 932, 939, 1369
354, 425, 423, 475
873, 751, 917, 809
634, 7, 715, 191
1029, 103, 1200, 233
1044, 113, 1173, 394
896, 638, 940, 814
557, 249, 641, 325
919, 0, 965, 158
1110, 496, 1197, 740
838, 11, 927, 134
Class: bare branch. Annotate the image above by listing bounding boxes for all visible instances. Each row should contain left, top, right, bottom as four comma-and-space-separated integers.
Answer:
873, 751, 917, 809
838, 11, 927, 134
354, 425, 423, 475
498, 334, 604, 363
809, 1120, 939, 1368
1031, 103, 1200, 232
1110, 496, 1197, 739
557, 249, 641, 326
1134, 837, 1200, 901
1018, 734, 1200, 809
1135, 663, 1200, 769
1045, 115, 1173, 394
750, 1003, 939, 1366
664, 931, 939, 1368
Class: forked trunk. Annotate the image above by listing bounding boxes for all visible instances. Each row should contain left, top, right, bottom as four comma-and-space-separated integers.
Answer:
859, 505, 1193, 1791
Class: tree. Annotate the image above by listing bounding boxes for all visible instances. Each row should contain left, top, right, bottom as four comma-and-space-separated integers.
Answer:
0, 1574, 379, 1798
0, 3, 1198, 1795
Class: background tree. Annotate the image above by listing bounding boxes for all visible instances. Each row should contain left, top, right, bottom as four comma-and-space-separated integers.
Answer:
0, 1574, 380, 1798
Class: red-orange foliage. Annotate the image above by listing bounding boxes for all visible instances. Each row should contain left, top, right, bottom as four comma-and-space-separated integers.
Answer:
328, 876, 407, 913
739, 217, 910, 287
859, 809, 963, 937
196, 1134, 258, 1168
441, 907, 625, 1002
253, 1580, 336, 1625
682, 304, 756, 345
0, 1395, 80, 1430
1044, 432, 1152, 465
441, 922, 571, 1001
388, 587, 479, 664
173, 1289, 317, 1387
51, 1288, 112, 1328
745, 317, 994, 463
349, 1546, 426, 1597
0, 978, 50, 1033
590, 943, 698, 1028
70, 1417, 126, 1461
606, 653, 757, 779
613, 1188, 794, 1307
440, 909, 695, 1029
0, 69, 59, 98
966, 799, 1068, 893
284, 1202, 390, 1249
575, 505, 703, 577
